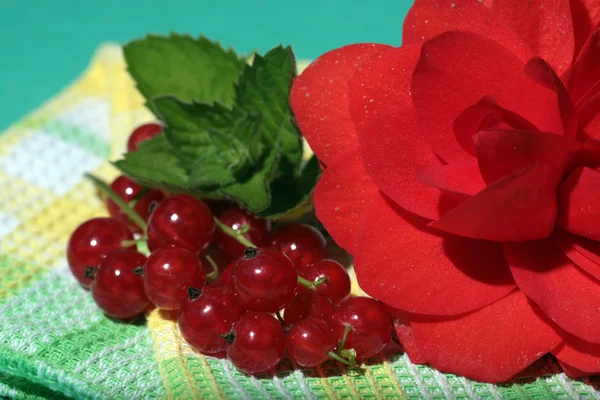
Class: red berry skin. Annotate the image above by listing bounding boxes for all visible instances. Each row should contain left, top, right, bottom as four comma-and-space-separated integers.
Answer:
213, 207, 271, 262
271, 224, 326, 269
144, 247, 206, 310
67, 218, 134, 288
91, 249, 149, 319
105, 175, 164, 234
287, 318, 336, 367
331, 297, 393, 359
283, 292, 333, 327
127, 123, 163, 152
226, 313, 286, 374
147, 195, 215, 253
300, 260, 351, 305
218, 261, 236, 289
233, 248, 297, 312
179, 285, 244, 354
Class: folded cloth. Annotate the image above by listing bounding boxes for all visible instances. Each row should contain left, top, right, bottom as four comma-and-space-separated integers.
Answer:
0, 44, 598, 400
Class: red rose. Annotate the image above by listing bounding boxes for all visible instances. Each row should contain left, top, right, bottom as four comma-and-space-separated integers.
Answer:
291, 0, 600, 383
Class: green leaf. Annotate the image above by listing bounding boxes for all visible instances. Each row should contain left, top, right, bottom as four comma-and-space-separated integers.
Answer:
235, 45, 302, 173
113, 135, 189, 192
152, 96, 264, 188
256, 155, 321, 218
124, 34, 245, 109
185, 130, 250, 188
118, 38, 317, 218
220, 143, 283, 212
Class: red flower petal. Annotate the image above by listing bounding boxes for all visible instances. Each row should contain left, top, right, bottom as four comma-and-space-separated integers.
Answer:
354, 192, 516, 316
349, 45, 453, 220
412, 31, 563, 164
558, 361, 596, 379
313, 151, 378, 254
570, 0, 600, 55
414, 163, 486, 201
578, 89, 600, 140
403, 0, 531, 62
291, 43, 391, 166
410, 291, 562, 383
431, 163, 559, 242
557, 166, 600, 241
552, 333, 600, 375
490, 0, 575, 73
524, 58, 578, 137
553, 228, 600, 280
505, 239, 600, 344
454, 96, 538, 156
574, 138, 600, 167
564, 25, 600, 105
384, 306, 427, 364
475, 129, 581, 184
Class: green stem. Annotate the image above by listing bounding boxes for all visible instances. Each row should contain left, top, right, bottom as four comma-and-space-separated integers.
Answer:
85, 173, 148, 232
328, 351, 356, 366
213, 217, 256, 248
297, 276, 314, 289
339, 324, 352, 351
312, 276, 328, 288
122, 238, 148, 247
205, 255, 219, 281
297, 275, 328, 290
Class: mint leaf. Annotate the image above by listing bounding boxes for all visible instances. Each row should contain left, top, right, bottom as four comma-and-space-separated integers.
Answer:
220, 142, 283, 212
113, 135, 189, 192
235, 46, 302, 173
124, 34, 245, 108
256, 155, 321, 218
118, 38, 317, 218
152, 96, 263, 188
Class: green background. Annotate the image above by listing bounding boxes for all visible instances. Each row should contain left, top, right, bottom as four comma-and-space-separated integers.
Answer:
0, 1, 412, 131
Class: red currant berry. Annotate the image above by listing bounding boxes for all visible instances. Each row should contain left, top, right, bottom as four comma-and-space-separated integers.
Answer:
179, 285, 244, 354
213, 207, 271, 262
218, 261, 236, 289
91, 249, 149, 319
225, 312, 286, 374
300, 259, 351, 305
233, 248, 297, 312
287, 318, 336, 367
271, 223, 326, 269
331, 297, 392, 359
67, 218, 134, 288
144, 247, 206, 310
127, 123, 163, 152
283, 292, 333, 327
105, 175, 164, 234
147, 195, 215, 252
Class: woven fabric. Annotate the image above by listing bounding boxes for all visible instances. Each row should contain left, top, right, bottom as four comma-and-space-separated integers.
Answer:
0, 44, 599, 400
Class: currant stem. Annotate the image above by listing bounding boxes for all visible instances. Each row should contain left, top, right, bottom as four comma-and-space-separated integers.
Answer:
297, 276, 328, 290
205, 255, 220, 281
328, 351, 356, 366
85, 173, 148, 232
297, 276, 314, 289
122, 238, 148, 247
313, 276, 328, 288
338, 324, 352, 351
213, 217, 256, 248
340, 348, 357, 365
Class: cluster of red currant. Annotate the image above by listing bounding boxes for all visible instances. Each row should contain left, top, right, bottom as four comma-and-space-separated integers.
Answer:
66, 123, 395, 375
